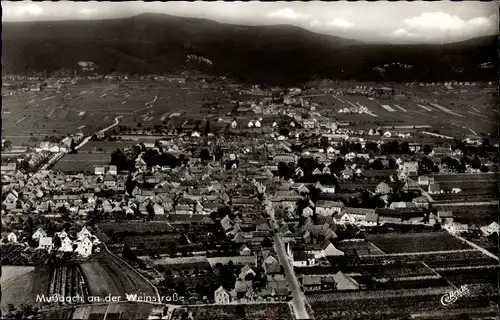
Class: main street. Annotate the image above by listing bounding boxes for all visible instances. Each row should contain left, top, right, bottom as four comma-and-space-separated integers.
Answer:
263, 197, 311, 320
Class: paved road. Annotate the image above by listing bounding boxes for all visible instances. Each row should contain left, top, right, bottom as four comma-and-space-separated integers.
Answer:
264, 198, 311, 320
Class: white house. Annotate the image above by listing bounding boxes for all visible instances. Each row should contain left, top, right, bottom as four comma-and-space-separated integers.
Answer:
32, 228, 47, 240
55, 230, 68, 239
153, 203, 165, 215
480, 222, 500, 236
443, 222, 469, 234
191, 131, 200, 138
292, 251, 315, 267
334, 212, 356, 225
214, 286, 232, 304
75, 237, 93, 257
383, 131, 392, 138
38, 237, 53, 251
302, 207, 314, 218
254, 120, 262, 128
58, 237, 74, 252
77, 226, 92, 240
7, 232, 18, 243
248, 121, 254, 128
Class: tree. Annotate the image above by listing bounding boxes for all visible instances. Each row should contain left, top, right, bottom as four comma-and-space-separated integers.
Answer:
137, 122, 142, 128
110, 149, 129, 172
423, 145, 433, 155
200, 149, 212, 162
329, 157, 345, 173
400, 142, 410, 154
204, 120, 212, 135
3, 140, 12, 150
365, 142, 379, 153
470, 156, 482, 170
372, 159, 384, 170
70, 139, 78, 153
126, 174, 136, 195
279, 128, 290, 136
146, 202, 155, 220
480, 165, 490, 172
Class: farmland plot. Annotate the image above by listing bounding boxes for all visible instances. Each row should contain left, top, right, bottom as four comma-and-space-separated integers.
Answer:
171, 303, 293, 320
0, 266, 52, 308
80, 250, 157, 299
365, 232, 472, 254
48, 264, 89, 304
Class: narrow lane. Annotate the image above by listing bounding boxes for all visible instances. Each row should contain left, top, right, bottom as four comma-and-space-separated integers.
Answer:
264, 198, 311, 319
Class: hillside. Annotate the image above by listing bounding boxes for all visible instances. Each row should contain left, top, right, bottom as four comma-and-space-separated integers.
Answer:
2, 13, 497, 85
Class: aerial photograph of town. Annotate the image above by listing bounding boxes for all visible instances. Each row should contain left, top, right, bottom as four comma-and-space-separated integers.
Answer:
1, 1, 498, 320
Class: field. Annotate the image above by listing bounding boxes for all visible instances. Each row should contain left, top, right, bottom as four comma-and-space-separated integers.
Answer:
48, 264, 89, 304
431, 203, 498, 225
365, 232, 472, 254
0, 266, 52, 308
308, 86, 498, 138
79, 250, 157, 300
97, 221, 176, 235
51, 152, 111, 173
1, 80, 226, 147
336, 240, 385, 256
171, 303, 294, 320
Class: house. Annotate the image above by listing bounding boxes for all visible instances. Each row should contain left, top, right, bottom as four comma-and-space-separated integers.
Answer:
343, 207, 376, 224
428, 183, 441, 194
153, 203, 165, 215
302, 206, 314, 218
437, 210, 454, 224
240, 244, 252, 256
418, 176, 430, 186
239, 265, 256, 280
59, 237, 74, 252
7, 232, 18, 243
333, 271, 359, 290
38, 237, 54, 251
32, 228, 47, 240
443, 222, 469, 234
408, 142, 422, 153
292, 251, 316, 267
94, 167, 105, 175
334, 212, 356, 225
480, 222, 500, 236
342, 168, 354, 180
55, 230, 68, 239
320, 185, 336, 194
375, 182, 391, 195
77, 226, 92, 240
316, 201, 344, 216
75, 237, 93, 257
301, 275, 322, 292
401, 161, 418, 178
214, 286, 232, 304
321, 240, 345, 257
103, 175, 117, 187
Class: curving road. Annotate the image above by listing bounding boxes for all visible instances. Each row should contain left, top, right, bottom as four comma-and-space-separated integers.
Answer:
264, 198, 311, 319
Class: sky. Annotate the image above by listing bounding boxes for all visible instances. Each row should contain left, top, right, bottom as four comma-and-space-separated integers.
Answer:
2, 1, 498, 43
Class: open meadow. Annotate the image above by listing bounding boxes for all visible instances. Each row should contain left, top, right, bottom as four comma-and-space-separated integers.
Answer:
0, 266, 52, 309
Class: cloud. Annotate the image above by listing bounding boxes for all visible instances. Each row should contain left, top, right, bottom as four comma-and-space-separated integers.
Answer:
326, 18, 355, 29
265, 8, 309, 21
79, 9, 98, 16
15, 4, 43, 17
389, 28, 421, 39
402, 12, 497, 37
309, 20, 322, 29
